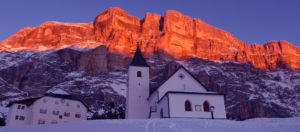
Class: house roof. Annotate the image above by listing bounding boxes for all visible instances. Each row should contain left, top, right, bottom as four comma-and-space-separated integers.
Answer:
130, 46, 149, 67
49, 89, 70, 95
7, 92, 90, 111
6, 97, 42, 107
150, 65, 209, 96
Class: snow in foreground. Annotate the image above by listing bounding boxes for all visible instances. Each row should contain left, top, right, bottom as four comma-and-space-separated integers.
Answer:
1, 118, 300, 132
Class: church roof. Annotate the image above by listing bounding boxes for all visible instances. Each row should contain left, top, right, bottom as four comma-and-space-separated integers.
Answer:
130, 46, 149, 67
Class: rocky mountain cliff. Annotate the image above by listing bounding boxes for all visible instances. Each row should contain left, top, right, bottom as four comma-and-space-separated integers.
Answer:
1, 7, 299, 71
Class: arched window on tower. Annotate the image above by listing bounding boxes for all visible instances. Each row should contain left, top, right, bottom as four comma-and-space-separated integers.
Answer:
203, 101, 210, 112
137, 71, 142, 77
185, 100, 192, 111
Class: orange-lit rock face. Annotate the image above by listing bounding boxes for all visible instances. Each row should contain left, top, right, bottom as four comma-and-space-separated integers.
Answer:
0, 7, 299, 71
0, 21, 97, 51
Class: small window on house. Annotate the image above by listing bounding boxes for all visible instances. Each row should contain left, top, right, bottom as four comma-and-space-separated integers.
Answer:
203, 101, 210, 112
51, 120, 58, 124
137, 71, 142, 77
40, 109, 47, 114
185, 100, 192, 111
59, 115, 63, 119
75, 113, 81, 118
19, 116, 25, 120
15, 115, 19, 120
17, 105, 21, 109
21, 106, 25, 110
77, 104, 80, 108
38, 119, 45, 124
52, 110, 59, 115
64, 112, 70, 117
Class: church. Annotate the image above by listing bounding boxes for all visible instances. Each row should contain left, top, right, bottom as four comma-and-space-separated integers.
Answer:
126, 46, 227, 119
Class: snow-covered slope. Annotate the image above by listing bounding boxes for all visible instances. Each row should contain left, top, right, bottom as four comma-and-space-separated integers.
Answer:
1, 118, 300, 132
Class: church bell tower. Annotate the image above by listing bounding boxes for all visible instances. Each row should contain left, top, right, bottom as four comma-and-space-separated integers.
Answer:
126, 45, 149, 119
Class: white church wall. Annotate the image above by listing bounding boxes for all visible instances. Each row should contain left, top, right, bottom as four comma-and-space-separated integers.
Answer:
157, 95, 169, 118
30, 96, 87, 125
148, 91, 159, 118
158, 68, 207, 100
168, 93, 226, 119
126, 66, 149, 119
6, 104, 30, 126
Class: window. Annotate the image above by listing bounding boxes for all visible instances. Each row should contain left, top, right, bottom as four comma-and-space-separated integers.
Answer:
160, 109, 163, 118
51, 120, 58, 124
40, 109, 47, 114
75, 113, 81, 118
15, 115, 25, 120
52, 110, 59, 115
178, 73, 185, 80
64, 112, 70, 117
38, 119, 45, 124
19, 116, 25, 120
203, 101, 210, 112
59, 115, 63, 119
185, 100, 192, 111
137, 71, 142, 77
17, 105, 25, 110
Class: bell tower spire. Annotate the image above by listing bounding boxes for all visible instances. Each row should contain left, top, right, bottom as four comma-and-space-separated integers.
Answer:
126, 44, 150, 119
130, 44, 149, 67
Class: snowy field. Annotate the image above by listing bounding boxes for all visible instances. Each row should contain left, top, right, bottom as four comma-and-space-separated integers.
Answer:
1, 118, 300, 132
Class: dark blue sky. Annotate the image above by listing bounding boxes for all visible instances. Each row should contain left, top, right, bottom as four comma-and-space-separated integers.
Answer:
1, 0, 299, 46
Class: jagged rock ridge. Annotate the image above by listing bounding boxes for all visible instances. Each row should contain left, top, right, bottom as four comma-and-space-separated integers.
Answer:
0, 7, 299, 71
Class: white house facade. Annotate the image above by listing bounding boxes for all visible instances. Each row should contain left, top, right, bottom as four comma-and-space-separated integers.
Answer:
6, 89, 88, 126
126, 46, 227, 119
